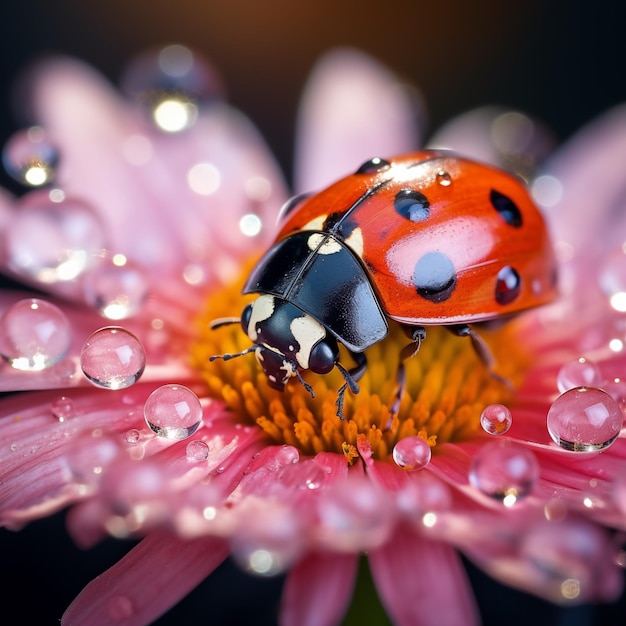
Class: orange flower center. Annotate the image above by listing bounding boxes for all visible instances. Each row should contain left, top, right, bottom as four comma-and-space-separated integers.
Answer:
191, 263, 528, 463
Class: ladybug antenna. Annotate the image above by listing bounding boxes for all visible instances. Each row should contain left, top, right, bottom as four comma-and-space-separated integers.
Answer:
334, 361, 361, 420
293, 365, 315, 399
209, 345, 256, 363
209, 317, 241, 330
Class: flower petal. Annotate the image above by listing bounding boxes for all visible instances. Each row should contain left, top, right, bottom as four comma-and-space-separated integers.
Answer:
369, 525, 479, 626
294, 48, 423, 192
62, 532, 229, 626
280, 551, 358, 626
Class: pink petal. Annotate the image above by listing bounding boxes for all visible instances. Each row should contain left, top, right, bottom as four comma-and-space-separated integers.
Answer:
369, 525, 479, 626
294, 48, 423, 192
280, 551, 358, 626
62, 532, 229, 626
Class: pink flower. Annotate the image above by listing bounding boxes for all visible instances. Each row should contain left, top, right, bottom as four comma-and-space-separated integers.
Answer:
1, 45, 626, 625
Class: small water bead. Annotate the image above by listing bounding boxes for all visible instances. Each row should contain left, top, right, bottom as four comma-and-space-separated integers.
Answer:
557, 357, 603, 393
82, 254, 150, 319
436, 170, 452, 186
186, 440, 210, 462
6, 194, 106, 283
50, 396, 75, 422
0, 298, 71, 371
2, 126, 58, 186
144, 384, 203, 440
469, 441, 539, 505
480, 403, 513, 435
547, 386, 623, 451
80, 327, 146, 389
392, 436, 431, 470
125, 429, 141, 444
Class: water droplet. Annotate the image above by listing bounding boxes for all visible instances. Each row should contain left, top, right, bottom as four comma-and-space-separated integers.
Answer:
557, 357, 603, 393
436, 170, 452, 186
125, 429, 141, 444
275, 445, 300, 466
0, 298, 71, 371
83, 254, 149, 319
107, 594, 135, 621
2, 126, 58, 186
392, 436, 431, 470
469, 441, 539, 504
186, 439, 210, 461
278, 460, 328, 490
6, 194, 106, 283
480, 403, 513, 435
144, 384, 202, 440
547, 386, 623, 451
121, 45, 224, 133
50, 396, 75, 422
80, 327, 146, 389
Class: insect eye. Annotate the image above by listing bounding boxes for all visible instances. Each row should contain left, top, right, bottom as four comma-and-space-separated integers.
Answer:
241, 303, 253, 334
308, 339, 338, 374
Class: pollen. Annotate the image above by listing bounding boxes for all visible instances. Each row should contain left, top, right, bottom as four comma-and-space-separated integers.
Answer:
191, 265, 528, 463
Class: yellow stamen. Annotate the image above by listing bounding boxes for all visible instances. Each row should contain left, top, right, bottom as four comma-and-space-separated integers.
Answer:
192, 263, 528, 461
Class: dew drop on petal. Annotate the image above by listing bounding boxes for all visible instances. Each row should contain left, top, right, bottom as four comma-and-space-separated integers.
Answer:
278, 460, 329, 490
83, 255, 149, 319
125, 429, 141, 444
144, 384, 202, 440
392, 436, 431, 470
547, 386, 623, 451
50, 395, 75, 422
469, 441, 539, 504
186, 439, 210, 461
480, 403, 512, 435
556, 357, 603, 393
0, 298, 71, 371
2, 126, 58, 186
80, 327, 146, 389
6, 194, 106, 283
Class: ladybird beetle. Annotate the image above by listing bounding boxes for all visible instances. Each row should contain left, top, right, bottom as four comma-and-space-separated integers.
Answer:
211, 150, 558, 417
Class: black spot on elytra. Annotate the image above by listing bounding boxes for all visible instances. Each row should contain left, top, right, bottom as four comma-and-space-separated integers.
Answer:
394, 189, 430, 222
490, 189, 522, 227
413, 252, 457, 302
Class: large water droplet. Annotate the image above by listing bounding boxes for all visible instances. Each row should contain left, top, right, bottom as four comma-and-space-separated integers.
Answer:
469, 441, 539, 505
143, 384, 202, 440
80, 327, 146, 389
547, 386, 623, 451
392, 436, 431, 470
0, 298, 71, 371
2, 126, 58, 186
83, 254, 149, 319
6, 193, 106, 283
480, 403, 513, 435
557, 357, 603, 393
120, 44, 224, 133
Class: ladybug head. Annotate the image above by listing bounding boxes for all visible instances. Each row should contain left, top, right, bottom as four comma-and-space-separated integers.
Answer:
241, 294, 339, 392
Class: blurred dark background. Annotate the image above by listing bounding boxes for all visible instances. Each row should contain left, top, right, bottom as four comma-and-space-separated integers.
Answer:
1, 1, 626, 624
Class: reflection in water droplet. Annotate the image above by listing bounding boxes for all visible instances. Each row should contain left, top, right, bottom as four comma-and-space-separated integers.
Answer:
480, 403, 512, 435
547, 386, 623, 451
186, 439, 210, 461
0, 298, 71, 371
6, 194, 106, 283
392, 436, 431, 470
2, 126, 58, 186
556, 357, 603, 393
469, 441, 539, 504
80, 327, 146, 389
50, 396, 75, 422
436, 170, 452, 186
144, 384, 203, 440
83, 254, 149, 320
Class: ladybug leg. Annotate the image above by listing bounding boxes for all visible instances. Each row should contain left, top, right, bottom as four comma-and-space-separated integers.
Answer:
334, 351, 366, 419
390, 326, 427, 415
447, 324, 513, 390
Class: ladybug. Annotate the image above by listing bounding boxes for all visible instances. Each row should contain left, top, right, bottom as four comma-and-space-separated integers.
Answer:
211, 150, 558, 417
